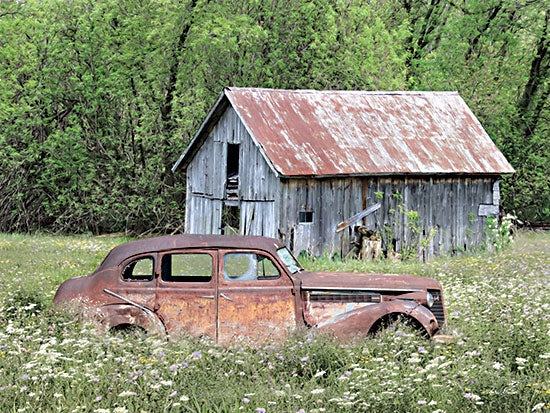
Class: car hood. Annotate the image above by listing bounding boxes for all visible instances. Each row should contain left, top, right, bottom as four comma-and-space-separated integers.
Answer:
293, 271, 441, 291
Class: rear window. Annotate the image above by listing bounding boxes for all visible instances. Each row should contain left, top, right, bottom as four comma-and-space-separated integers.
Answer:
122, 257, 154, 281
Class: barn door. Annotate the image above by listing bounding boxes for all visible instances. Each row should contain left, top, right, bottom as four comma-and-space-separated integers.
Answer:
221, 203, 240, 235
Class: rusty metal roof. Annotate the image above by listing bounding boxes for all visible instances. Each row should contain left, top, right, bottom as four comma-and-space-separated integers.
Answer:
173, 87, 514, 176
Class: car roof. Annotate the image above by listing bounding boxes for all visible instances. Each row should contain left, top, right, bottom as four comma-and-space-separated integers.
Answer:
98, 234, 287, 269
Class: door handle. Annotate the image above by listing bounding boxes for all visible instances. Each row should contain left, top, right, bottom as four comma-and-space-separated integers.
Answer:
220, 293, 232, 301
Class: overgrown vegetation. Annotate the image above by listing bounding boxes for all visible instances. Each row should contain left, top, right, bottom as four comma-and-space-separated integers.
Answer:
376, 191, 439, 260
0, 0, 548, 234
0, 231, 548, 412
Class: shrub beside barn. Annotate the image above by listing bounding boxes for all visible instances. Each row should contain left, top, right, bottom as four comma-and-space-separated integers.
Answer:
172, 87, 514, 259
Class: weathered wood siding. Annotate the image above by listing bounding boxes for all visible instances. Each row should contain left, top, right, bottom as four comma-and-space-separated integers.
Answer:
279, 176, 498, 259
185, 107, 280, 237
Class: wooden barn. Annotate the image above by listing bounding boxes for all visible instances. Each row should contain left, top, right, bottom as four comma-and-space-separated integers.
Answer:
172, 87, 514, 259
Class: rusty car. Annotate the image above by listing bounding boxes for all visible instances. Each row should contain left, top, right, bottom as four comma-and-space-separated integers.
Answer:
53, 235, 447, 343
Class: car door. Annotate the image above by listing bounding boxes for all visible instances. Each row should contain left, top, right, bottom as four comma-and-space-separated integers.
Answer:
217, 250, 297, 344
155, 249, 217, 339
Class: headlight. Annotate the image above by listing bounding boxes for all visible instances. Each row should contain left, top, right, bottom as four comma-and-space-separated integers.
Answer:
426, 292, 434, 308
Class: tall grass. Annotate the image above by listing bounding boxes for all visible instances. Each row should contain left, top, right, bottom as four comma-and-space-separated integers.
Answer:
0, 231, 548, 412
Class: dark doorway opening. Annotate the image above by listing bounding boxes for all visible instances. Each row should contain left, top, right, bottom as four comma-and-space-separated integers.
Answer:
226, 144, 240, 198
222, 204, 240, 235
226, 144, 240, 177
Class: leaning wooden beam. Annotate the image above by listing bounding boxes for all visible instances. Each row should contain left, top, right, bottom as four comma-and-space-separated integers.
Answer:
336, 203, 381, 233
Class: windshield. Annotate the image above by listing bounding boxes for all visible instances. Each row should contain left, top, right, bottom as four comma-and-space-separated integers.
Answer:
276, 247, 303, 274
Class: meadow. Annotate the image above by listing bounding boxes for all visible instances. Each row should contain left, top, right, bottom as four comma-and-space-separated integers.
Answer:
0, 231, 548, 412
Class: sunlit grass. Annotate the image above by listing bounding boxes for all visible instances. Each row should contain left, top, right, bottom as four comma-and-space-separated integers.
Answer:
0, 231, 548, 412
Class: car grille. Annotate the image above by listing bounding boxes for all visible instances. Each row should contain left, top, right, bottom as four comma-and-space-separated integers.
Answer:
309, 292, 381, 303
428, 289, 446, 329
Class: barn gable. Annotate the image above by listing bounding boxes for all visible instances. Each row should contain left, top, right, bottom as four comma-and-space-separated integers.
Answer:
183, 105, 280, 237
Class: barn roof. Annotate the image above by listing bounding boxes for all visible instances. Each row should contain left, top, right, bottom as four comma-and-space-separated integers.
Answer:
173, 87, 514, 177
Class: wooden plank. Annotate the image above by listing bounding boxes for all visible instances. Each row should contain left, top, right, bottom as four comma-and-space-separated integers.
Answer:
368, 177, 379, 230
493, 179, 500, 206
402, 178, 410, 255
462, 178, 468, 250
478, 204, 499, 216
438, 179, 446, 255
456, 178, 462, 251
336, 203, 381, 232
213, 141, 224, 198
472, 178, 480, 247
425, 177, 433, 259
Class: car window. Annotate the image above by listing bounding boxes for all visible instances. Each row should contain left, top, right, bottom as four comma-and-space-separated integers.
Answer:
223, 253, 280, 281
161, 253, 212, 282
122, 257, 154, 281
276, 247, 302, 274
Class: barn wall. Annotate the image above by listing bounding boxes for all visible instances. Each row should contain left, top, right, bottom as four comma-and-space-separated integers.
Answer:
279, 176, 498, 259
185, 107, 280, 237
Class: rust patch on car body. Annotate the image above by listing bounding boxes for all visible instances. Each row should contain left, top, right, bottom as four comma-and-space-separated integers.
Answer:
53, 235, 447, 344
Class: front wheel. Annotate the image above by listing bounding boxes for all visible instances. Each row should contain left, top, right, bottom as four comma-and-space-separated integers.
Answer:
369, 313, 429, 338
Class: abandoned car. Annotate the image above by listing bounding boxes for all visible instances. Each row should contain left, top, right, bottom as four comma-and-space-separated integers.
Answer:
53, 235, 447, 343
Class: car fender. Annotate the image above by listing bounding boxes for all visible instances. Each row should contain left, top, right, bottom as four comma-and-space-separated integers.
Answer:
93, 304, 167, 336
315, 300, 439, 340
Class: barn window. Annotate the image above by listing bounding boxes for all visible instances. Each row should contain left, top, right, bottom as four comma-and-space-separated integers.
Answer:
299, 211, 313, 223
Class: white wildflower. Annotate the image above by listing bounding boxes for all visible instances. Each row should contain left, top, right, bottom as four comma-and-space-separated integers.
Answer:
438, 361, 452, 369
464, 393, 481, 401
493, 362, 504, 370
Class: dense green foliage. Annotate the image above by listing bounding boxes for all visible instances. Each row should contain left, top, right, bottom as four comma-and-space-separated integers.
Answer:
0, 231, 548, 411
0, 0, 548, 233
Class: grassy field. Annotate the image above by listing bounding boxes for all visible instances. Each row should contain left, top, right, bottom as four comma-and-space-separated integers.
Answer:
0, 231, 548, 412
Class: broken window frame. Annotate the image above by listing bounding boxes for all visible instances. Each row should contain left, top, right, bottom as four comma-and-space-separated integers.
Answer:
121, 256, 154, 282
222, 252, 281, 281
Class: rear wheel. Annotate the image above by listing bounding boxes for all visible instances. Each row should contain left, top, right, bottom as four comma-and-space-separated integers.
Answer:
109, 324, 147, 338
